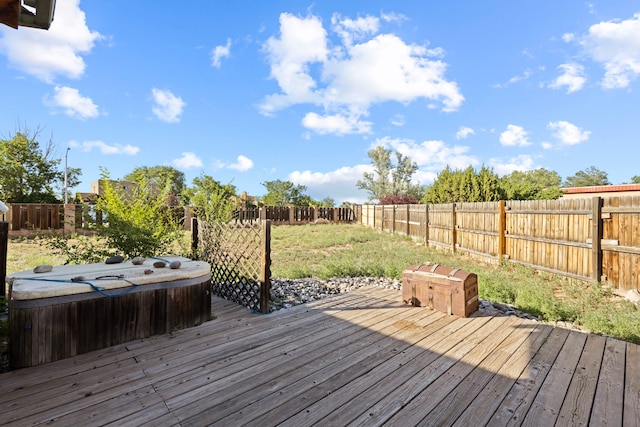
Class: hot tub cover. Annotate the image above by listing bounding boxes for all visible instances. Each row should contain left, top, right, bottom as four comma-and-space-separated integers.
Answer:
8, 256, 211, 300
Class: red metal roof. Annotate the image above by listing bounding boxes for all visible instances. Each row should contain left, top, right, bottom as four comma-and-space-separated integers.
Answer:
561, 184, 640, 194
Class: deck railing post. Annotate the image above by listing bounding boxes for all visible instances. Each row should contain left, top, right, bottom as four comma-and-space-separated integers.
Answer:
260, 220, 272, 314
0, 221, 8, 297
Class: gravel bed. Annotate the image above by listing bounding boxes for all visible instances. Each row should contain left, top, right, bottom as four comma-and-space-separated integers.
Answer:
270, 277, 541, 322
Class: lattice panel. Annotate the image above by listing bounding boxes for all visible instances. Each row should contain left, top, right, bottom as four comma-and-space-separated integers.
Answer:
196, 221, 268, 312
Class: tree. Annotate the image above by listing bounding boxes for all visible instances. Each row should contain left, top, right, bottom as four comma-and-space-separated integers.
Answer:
261, 180, 312, 206
356, 146, 423, 202
500, 168, 563, 200
0, 128, 81, 203
125, 165, 186, 205
630, 176, 640, 184
563, 166, 610, 187
423, 165, 502, 203
319, 197, 335, 208
184, 174, 236, 221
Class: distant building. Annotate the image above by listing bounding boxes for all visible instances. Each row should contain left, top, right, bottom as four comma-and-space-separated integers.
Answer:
561, 184, 640, 199
89, 180, 165, 203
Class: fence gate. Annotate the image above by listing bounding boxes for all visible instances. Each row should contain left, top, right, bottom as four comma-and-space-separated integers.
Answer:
193, 219, 271, 313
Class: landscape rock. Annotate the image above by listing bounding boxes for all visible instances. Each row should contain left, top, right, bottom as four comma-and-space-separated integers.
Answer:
625, 289, 640, 304
131, 257, 145, 265
153, 261, 166, 268
33, 265, 53, 274
105, 256, 124, 264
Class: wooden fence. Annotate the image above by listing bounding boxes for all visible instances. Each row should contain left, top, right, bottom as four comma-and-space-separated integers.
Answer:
2, 204, 357, 235
3, 204, 88, 235
357, 196, 640, 293
233, 206, 357, 225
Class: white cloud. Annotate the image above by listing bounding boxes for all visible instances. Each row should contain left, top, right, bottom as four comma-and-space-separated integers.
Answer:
390, 114, 405, 127
331, 13, 380, 48
494, 69, 534, 88
380, 12, 408, 24
289, 165, 371, 204
541, 141, 554, 150
44, 86, 99, 119
377, 136, 478, 172
259, 12, 463, 135
173, 152, 203, 169
548, 120, 591, 145
229, 155, 254, 172
489, 154, 536, 176
549, 63, 587, 93
151, 88, 186, 123
499, 124, 531, 147
69, 140, 139, 155
579, 13, 640, 89
0, 0, 102, 82
456, 126, 475, 139
260, 13, 328, 116
213, 155, 254, 172
211, 38, 231, 68
301, 112, 372, 135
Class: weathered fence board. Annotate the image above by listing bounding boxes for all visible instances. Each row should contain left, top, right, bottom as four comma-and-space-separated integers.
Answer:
359, 196, 640, 292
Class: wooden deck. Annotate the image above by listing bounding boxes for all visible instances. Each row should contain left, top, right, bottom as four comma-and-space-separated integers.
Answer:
0, 286, 638, 426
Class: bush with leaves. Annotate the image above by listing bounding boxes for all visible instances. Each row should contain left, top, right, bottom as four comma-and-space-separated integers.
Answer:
47, 170, 186, 264
95, 172, 184, 258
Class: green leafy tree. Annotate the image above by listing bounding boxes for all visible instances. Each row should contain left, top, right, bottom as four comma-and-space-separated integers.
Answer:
500, 168, 563, 200
319, 197, 335, 208
0, 129, 81, 203
356, 146, 423, 202
125, 165, 186, 205
563, 166, 610, 187
184, 174, 236, 221
630, 175, 640, 184
423, 165, 502, 203
261, 180, 312, 206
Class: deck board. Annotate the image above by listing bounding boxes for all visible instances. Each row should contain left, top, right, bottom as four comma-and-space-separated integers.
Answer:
0, 286, 638, 426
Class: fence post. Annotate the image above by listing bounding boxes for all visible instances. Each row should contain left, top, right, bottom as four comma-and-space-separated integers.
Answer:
451, 203, 457, 253
63, 204, 75, 236
592, 197, 603, 282
498, 200, 506, 261
260, 220, 272, 314
372, 205, 376, 228
191, 217, 199, 258
0, 221, 7, 297
392, 205, 396, 234
424, 203, 430, 247
406, 204, 410, 236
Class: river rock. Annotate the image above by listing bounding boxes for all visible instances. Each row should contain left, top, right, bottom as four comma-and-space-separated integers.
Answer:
153, 261, 166, 268
105, 255, 124, 264
131, 256, 145, 265
33, 265, 53, 273
169, 260, 181, 269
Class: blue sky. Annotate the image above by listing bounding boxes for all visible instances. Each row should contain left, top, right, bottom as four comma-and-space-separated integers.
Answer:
1, 1, 639, 204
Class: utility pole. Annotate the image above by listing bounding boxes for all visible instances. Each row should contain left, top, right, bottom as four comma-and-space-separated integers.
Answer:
64, 147, 70, 204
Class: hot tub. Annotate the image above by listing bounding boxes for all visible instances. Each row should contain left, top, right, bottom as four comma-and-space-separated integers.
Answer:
7, 256, 211, 369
